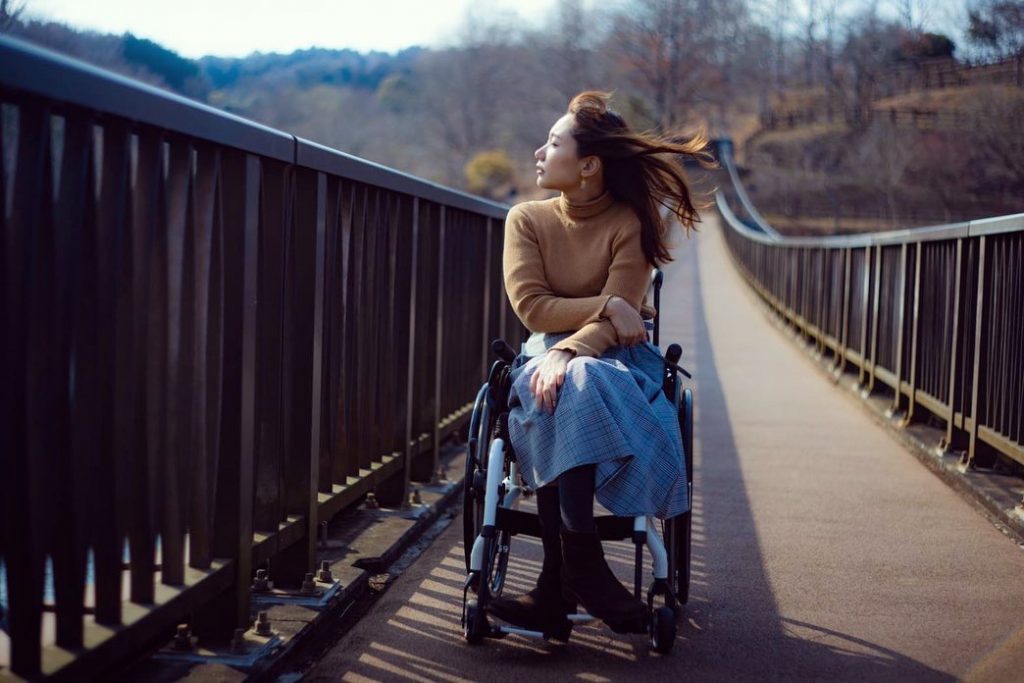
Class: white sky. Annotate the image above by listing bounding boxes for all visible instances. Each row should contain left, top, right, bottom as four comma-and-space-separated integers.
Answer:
25, 0, 564, 58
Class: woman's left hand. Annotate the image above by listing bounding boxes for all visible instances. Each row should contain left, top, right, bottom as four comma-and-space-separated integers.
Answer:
530, 349, 573, 415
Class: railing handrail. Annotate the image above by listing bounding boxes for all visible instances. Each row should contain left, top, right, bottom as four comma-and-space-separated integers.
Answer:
714, 138, 783, 241
0, 34, 509, 220
716, 135, 1024, 485
715, 139, 1024, 247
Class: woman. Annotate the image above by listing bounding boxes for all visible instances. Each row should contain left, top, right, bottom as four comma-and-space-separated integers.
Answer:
489, 91, 712, 639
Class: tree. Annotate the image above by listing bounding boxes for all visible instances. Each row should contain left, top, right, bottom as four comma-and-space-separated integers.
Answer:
967, 0, 1024, 60
840, 12, 908, 119
465, 149, 516, 199
609, 0, 731, 130
0, 0, 26, 33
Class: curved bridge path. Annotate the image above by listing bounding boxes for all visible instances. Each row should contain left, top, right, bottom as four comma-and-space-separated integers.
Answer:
306, 214, 1024, 682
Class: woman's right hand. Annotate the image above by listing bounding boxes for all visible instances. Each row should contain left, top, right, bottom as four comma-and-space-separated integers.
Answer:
604, 296, 646, 347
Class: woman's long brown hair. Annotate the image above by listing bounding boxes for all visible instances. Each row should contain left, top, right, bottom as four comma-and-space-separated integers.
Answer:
568, 91, 716, 265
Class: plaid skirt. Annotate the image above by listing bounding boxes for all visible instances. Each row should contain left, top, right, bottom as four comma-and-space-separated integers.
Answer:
507, 332, 690, 519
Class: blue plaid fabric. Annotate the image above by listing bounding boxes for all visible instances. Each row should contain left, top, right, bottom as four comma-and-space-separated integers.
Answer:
508, 332, 690, 519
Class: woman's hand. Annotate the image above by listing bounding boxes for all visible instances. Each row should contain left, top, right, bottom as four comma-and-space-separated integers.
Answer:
604, 296, 646, 347
530, 349, 573, 415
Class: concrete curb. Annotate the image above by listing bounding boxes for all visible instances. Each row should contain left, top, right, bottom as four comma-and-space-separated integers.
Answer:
126, 448, 468, 682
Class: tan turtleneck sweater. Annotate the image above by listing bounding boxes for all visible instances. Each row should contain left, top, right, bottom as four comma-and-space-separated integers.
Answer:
502, 191, 656, 358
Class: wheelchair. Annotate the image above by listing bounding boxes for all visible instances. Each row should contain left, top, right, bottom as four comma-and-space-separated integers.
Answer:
461, 271, 694, 655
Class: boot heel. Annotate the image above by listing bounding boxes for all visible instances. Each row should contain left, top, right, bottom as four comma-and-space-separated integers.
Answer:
543, 617, 573, 643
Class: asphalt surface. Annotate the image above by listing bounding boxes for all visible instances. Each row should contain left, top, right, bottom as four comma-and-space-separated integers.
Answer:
305, 215, 1024, 682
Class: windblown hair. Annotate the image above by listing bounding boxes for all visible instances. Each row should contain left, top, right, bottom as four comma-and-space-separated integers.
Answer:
567, 91, 716, 265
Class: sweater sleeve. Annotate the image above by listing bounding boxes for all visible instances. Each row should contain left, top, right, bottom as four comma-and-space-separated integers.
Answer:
502, 204, 613, 332
550, 222, 653, 358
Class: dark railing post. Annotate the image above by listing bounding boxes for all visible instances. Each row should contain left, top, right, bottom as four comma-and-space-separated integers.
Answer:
835, 246, 851, 376
865, 245, 882, 395
964, 236, 990, 470
277, 167, 326, 582
481, 218, 494, 378
858, 246, 871, 386
5, 99, 49, 680
195, 151, 258, 641
403, 197, 420, 507
901, 242, 923, 428
432, 206, 447, 484
941, 239, 964, 454
890, 243, 908, 416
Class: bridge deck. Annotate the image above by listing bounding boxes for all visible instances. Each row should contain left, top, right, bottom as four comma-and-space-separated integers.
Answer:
306, 215, 1024, 682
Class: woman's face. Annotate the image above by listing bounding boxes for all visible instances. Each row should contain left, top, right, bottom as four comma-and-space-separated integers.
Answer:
534, 113, 582, 191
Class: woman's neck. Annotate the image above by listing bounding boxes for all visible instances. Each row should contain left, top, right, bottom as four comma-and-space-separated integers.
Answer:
560, 178, 606, 205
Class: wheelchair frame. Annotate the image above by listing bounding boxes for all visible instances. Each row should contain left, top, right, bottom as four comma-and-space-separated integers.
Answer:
460, 271, 695, 655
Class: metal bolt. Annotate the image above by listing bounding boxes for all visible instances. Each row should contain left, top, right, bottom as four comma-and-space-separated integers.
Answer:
171, 624, 193, 651
300, 572, 320, 596
368, 573, 390, 592
252, 568, 271, 593
408, 488, 422, 506
230, 628, 247, 654
316, 560, 333, 583
255, 610, 273, 637
365, 492, 380, 509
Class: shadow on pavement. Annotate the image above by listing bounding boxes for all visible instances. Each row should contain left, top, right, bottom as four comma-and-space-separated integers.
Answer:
305, 227, 953, 682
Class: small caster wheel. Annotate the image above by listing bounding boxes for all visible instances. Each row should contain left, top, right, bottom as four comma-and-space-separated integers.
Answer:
650, 606, 676, 654
463, 599, 488, 644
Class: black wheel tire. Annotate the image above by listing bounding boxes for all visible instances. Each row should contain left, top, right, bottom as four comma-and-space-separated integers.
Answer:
675, 511, 691, 605
650, 606, 676, 654
483, 532, 507, 593
464, 599, 487, 644
673, 387, 694, 605
463, 389, 492, 571
464, 395, 512, 598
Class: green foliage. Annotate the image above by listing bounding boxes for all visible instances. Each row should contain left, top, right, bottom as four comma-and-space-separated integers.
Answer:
122, 33, 203, 93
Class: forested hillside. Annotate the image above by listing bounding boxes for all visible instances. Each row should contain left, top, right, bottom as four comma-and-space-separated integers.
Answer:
3, 0, 1022, 231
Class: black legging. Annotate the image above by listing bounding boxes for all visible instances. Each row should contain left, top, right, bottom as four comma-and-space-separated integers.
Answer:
556, 464, 597, 533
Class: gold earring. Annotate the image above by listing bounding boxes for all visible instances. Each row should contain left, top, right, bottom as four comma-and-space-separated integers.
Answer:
580, 176, 588, 190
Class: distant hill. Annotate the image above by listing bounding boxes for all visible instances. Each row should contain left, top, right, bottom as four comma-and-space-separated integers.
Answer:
199, 46, 422, 91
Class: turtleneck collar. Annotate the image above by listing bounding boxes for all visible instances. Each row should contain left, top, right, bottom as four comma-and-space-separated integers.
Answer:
558, 190, 614, 220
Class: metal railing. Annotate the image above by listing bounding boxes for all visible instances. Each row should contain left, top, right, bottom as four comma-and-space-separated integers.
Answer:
715, 139, 1024, 476
0, 35, 522, 679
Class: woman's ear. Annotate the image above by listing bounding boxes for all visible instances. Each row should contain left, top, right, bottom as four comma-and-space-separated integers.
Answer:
581, 155, 602, 178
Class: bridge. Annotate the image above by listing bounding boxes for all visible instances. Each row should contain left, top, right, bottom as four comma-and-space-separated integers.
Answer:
1, 35, 1023, 681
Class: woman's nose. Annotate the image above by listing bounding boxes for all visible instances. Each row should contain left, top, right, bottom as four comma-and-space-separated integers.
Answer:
534, 146, 544, 160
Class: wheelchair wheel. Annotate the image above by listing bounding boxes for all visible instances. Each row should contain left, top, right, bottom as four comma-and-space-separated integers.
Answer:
649, 606, 676, 654
463, 598, 488, 644
666, 386, 693, 606
462, 386, 511, 596
463, 384, 490, 571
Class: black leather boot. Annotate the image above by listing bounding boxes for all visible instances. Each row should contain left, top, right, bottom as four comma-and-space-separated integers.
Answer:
560, 528, 648, 634
488, 487, 575, 641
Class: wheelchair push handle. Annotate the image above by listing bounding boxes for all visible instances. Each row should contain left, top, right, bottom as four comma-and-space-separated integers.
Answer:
491, 339, 518, 363
666, 343, 682, 365
661, 343, 692, 379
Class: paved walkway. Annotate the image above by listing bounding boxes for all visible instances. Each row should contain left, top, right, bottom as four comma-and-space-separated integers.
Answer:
306, 215, 1024, 682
